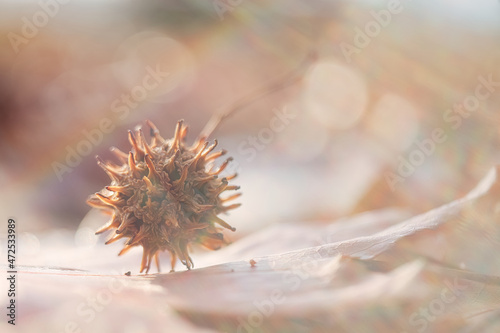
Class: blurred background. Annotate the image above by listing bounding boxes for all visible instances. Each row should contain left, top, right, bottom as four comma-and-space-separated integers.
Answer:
1, 0, 500, 251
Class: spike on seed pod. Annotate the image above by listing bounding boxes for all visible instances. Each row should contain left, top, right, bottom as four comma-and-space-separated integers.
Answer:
87, 120, 241, 274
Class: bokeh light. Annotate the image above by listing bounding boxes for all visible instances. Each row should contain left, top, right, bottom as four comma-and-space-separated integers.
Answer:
302, 60, 368, 130
365, 93, 420, 152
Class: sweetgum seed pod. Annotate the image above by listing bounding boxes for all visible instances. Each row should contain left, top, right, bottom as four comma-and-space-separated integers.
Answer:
87, 120, 240, 274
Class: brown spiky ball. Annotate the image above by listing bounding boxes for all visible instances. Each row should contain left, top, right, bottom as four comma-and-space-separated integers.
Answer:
87, 120, 240, 273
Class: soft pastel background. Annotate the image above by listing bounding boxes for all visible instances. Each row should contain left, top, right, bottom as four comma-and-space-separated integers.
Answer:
1, 1, 500, 332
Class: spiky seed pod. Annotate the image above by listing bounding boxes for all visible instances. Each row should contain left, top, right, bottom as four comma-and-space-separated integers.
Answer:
87, 120, 240, 274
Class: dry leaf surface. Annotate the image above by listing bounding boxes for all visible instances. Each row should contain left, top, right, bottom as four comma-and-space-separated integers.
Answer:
3, 168, 500, 332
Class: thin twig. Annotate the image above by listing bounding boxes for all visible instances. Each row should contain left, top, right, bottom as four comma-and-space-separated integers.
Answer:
198, 50, 318, 141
